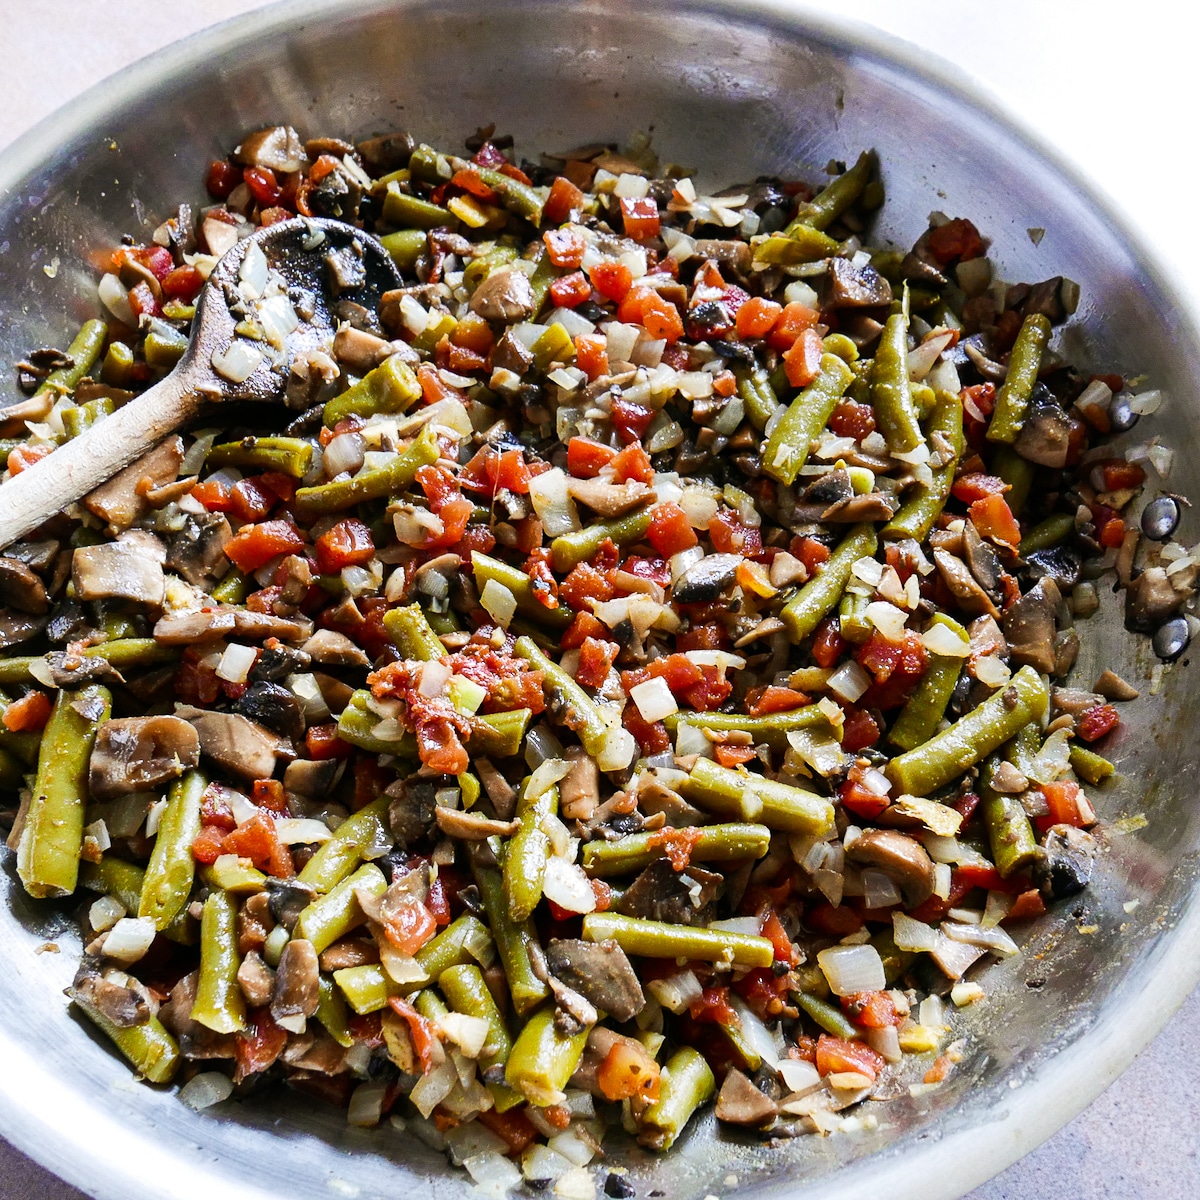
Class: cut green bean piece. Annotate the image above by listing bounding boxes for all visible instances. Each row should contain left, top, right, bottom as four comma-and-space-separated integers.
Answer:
888, 614, 969, 752
665, 705, 833, 751
293, 425, 439, 518
138, 769, 205, 931
882, 389, 964, 541
415, 913, 494, 983
734, 361, 781, 431
383, 603, 448, 661
297, 796, 390, 893
207, 436, 314, 478
192, 889, 247, 1034
473, 862, 548, 1015
637, 1047, 716, 1151
871, 312, 924, 455
334, 964, 398, 1014
472, 552, 571, 628
1020, 512, 1076, 556
583, 823, 771, 878
885, 665, 1049, 796
505, 784, 558, 923
471, 166, 545, 225
72, 993, 180, 1084
380, 228, 427, 272
17, 685, 110, 898
323, 355, 421, 427
514, 637, 609, 759
795, 990, 860, 1040
295, 862, 388, 954
993, 446, 1035, 517
62, 396, 116, 440
36, 319, 108, 403
980, 757, 1039, 879
0, 640, 176, 687
780, 523, 878, 643
678, 758, 834, 836
316, 975, 356, 1047
211, 569, 250, 605
505, 1001, 590, 1106
787, 152, 873, 232
986, 313, 1052, 444
762, 353, 854, 485
550, 509, 652, 573
1069, 743, 1115, 784
582, 913, 774, 968
753, 227, 840, 266
382, 184, 452, 229
440, 963, 514, 1075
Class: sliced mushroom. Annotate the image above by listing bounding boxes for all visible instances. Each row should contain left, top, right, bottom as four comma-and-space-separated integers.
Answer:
71, 968, 150, 1029
434, 806, 519, 840
235, 125, 306, 173
715, 1067, 779, 1129
356, 131, 415, 174
5, 538, 60, 573
1032, 825, 1096, 900
283, 757, 342, 800
933, 549, 999, 618
476, 757, 517, 820
1013, 393, 1081, 469
616, 859, 723, 926
821, 493, 896, 523
695, 239, 752, 278
83, 436, 185, 532
267, 879, 317, 931
165, 513, 232, 586
234, 681, 306, 741
1050, 687, 1105, 719
176, 705, 292, 782
72, 542, 165, 606
333, 324, 392, 374
251, 641, 313, 682
237, 950, 276, 1007
844, 828, 935, 907
469, 268, 535, 323
566, 477, 654, 518
962, 520, 1002, 595
89, 716, 201, 800
0, 557, 48, 614
824, 256, 893, 308
1002, 577, 1060, 674
0, 610, 45, 649
560, 747, 600, 821
270, 937, 321, 1033
237, 892, 275, 956
386, 778, 437, 848
1022, 544, 1082, 591
492, 328, 536, 374
302, 629, 371, 667
1125, 565, 1188, 632
1093, 669, 1139, 702
545, 937, 645, 1022
671, 553, 742, 603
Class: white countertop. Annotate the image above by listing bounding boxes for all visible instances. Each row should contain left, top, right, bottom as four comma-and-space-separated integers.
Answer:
1, 2, 1196, 1198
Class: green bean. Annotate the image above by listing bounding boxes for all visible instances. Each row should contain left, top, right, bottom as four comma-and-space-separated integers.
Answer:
61, 396, 116, 440
637, 1047, 716, 1151
144, 323, 188, 370
414, 913, 494, 983
993, 445, 1035, 517
334, 963, 398, 1014
678, 758, 834, 836
211, 568, 250, 605
406, 145, 448, 184
665, 705, 833, 752
16, 685, 110, 898
986, 313, 1052, 444
752, 227, 840, 266
882, 388, 964, 541
838, 590, 873, 643
322, 354, 421, 427
414, 987, 450, 1023
138, 769, 205, 931
870, 313, 924, 455
794, 990, 861, 1040
79, 857, 145, 913
582, 913, 774, 968
471, 709, 532, 760
463, 243, 520, 292
383, 602, 447, 661
473, 862, 548, 1016
504, 1001, 591, 1106
1020, 512, 1076, 556
380, 228, 427, 272
16, 320, 108, 426
762, 353, 855, 485
439, 964, 515, 1087
316, 975, 355, 1047
207, 436, 314, 478
72, 993, 180, 1084
514, 637, 609, 759
0, 640, 176, 687
885, 665, 1048, 796
382, 184, 453, 229
550, 509, 653, 573
526, 251, 557, 319
200, 855, 266, 895
530, 323, 574, 373
296, 797, 390, 893
779, 523, 877, 643
295, 862, 388, 954
980, 757, 1039, 879
1069, 743, 1115, 784
734, 361, 781, 432
471, 552, 571, 628
191, 889, 247, 1034
0, 745, 24, 790
100, 340, 134, 387
470, 165, 545, 225
787, 151, 873, 232
293, 424, 439, 517
888, 614, 969, 752
505, 784, 558, 922
582, 822, 770, 878
0, 692, 39, 764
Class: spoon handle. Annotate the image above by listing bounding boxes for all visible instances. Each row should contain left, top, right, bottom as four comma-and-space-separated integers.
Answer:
0, 370, 207, 550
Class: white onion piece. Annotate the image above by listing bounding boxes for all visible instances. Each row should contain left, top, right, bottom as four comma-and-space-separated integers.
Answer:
257, 293, 299, 347
892, 912, 939, 952
522, 1144, 575, 1182
865, 601, 908, 642
527, 758, 571, 801
827, 660, 871, 704
215, 642, 257, 684
669, 545, 705, 584
346, 1081, 388, 1128
866, 1024, 903, 1063
179, 1072, 234, 1111
274, 818, 335, 845
647, 970, 702, 1014
463, 1151, 523, 1197
436, 1012, 491, 1058
922, 622, 971, 657
817, 944, 886, 996
89, 895, 126, 933
930, 933, 984, 980
323, 432, 365, 478
480, 579, 517, 629
851, 556, 885, 586
547, 1127, 597, 1167
778, 1057, 822, 1094
943, 920, 1020, 958
973, 654, 1011, 687
603, 321, 640, 363
674, 720, 711, 758
529, 467, 581, 536
211, 341, 263, 383
678, 487, 720, 529
548, 307, 596, 337
1128, 388, 1164, 415
238, 240, 270, 299
727, 994, 785, 1070
410, 1058, 458, 1118
446, 1123, 509, 1167
98, 272, 135, 325
102, 917, 157, 964
287, 673, 331, 723
630, 676, 678, 722
861, 869, 903, 909
709, 917, 761, 936
417, 659, 452, 697
596, 723, 636, 772
542, 856, 597, 914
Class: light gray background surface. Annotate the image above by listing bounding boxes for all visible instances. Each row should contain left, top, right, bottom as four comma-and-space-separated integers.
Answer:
2, 2, 1196, 1198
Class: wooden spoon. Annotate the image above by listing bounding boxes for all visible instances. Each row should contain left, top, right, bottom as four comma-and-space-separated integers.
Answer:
0, 217, 401, 549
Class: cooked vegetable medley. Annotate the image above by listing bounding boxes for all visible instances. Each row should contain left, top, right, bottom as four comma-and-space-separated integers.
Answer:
0, 123, 1192, 1193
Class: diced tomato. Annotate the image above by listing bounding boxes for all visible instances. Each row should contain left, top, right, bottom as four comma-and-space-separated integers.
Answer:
841, 708, 881, 752
712, 369, 737, 398
190, 824, 226, 864
1077, 703, 1119, 743
783, 327, 824, 388
735, 296, 783, 339
559, 562, 614, 611
597, 1037, 662, 1101
815, 1035, 883, 1081
251, 778, 288, 814
381, 901, 438, 956
745, 686, 808, 716
477, 1106, 539, 1155
224, 520, 305, 573
190, 477, 232, 511
1, 690, 51, 733
6, 443, 54, 476
161, 264, 204, 303
612, 440, 654, 484
576, 637, 619, 689
244, 166, 281, 207
543, 227, 586, 269
968, 493, 1021, 549
1095, 459, 1146, 491
550, 270, 592, 309
759, 910, 799, 965
127, 280, 161, 321
1040, 779, 1086, 830
618, 286, 684, 343
224, 813, 294, 878
841, 990, 901, 1029
828, 399, 876, 440
681, 665, 732, 712
205, 160, 242, 199
927, 217, 985, 265
708, 510, 762, 557
561, 610, 608, 650
857, 629, 929, 692
688, 985, 738, 1028
590, 260, 633, 303
838, 779, 890, 821
961, 382, 997, 442
200, 786, 237, 830
567, 436, 616, 479
792, 536, 831, 576
544, 175, 586, 225
951, 473, 1009, 504
610, 396, 655, 443
387, 996, 439, 1073
619, 196, 661, 242
646, 502, 698, 558
714, 744, 757, 767
806, 902, 864, 937
1004, 889, 1047, 922
449, 167, 499, 203
811, 615, 845, 668
306, 722, 354, 760
235, 1008, 288, 1083
230, 476, 274, 523
574, 333, 609, 381
955, 790, 982, 823
766, 301, 819, 352
623, 703, 671, 756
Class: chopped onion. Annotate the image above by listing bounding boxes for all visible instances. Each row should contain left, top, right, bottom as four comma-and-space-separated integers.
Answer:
178, 1072, 234, 1111
527, 758, 571, 800
98, 272, 135, 325
547, 1127, 598, 1167
446, 1123, 510, 1168
257, 293, 299, 347
866, 1024, 902, 1063
907, 330, 956, 381
943, 920, 1020, 958
603, 321, 640, 364
861, 869, 903, 909
525, 723, 565, 770
102, 917, 157, 964
522, 1143, 575, 1182
851, 556, 884, 587
480, 578, 517, 629
892, 912, 939, 952
274, 818, 335, 845
922, 622, 971, 657
727, 993, 786, 1069
89, 894, 126, 933
709, 917, 761, 936
347, 1081, 388, 1128
215, 642, 257, 684
973, 654, 1011, 687
783, 281, 818, 306
647, 970, 702, 1014
629, 676, 678, 722
436, 1012, 491, 1058
674, 720, 710, 758
930, 932, 984, 980
865, 601, 908, 642
529, 467, 581, 536
827, 660, 870, 704
416, 659, 452, 697
463, 1150, 523, 1197
287, 673, 331, 722
211, 340, 263, 383
817, 944, 886, 996
542, 856, 597, 914
411, 1058, 458, 1118
919, 994, 946, 1030
1128, 388, 1164, 415
323, 431, 365, 478
238, 240, 270, 299
669, 545, 705, 583
778, 1057, 822, 1094
596, 723, 636, 772
678, 486, 720, 529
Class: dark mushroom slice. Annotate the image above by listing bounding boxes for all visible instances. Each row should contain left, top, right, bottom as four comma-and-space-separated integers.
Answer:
71, 967, 150, 1029
824, 256, 893, 308
283, 757, 342, 801
844, 829, 936, 907
615, 859, 721, 926
492, 329, 535, 375
933, 549, 1000, 619
1032, 825, 1097, 900
1002, 577, 1061, 674
44, 649, 126, 689
559, 747, 600, 821
267, 879, 318, 932
1013, 389, 1083, 469
821, 493, 896, 523
1022, 544, 1082, 591
671, 553, 742, 604
165, 513, 232, 586
566, 478, 654, 518
545, 937, 645, 1023
237, 950, 276, 1007
1050, 687, 1105, 720
0, 610, 45, 649
88, 716, 201, 800
301, 629, 372, 667
176, 705, 292, 783
234, 125, 306, 172
386, 778, 438, 849
270, 937, 321, 1033
1124, 565, 1190, 633
82, 436, 185, 533
72, 542, 166, 606
158, 969, 239, 1061
962, 520, 1003, 596
468, 268, 535, 323
715, 1067, 779, 1129
694, 239, 752, 279
356, 131, 415, 174
234, 681, 307, 742
0, 557, 48, 614
251, 641, 313, 683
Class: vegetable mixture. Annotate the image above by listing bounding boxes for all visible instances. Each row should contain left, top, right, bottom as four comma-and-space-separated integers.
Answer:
0, 124, 1191, 1195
